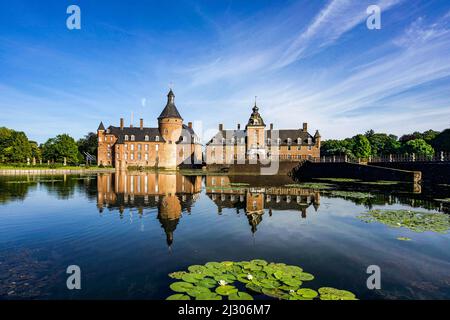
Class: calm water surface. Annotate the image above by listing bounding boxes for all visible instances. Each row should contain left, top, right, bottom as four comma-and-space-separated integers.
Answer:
0, 172, 449, 300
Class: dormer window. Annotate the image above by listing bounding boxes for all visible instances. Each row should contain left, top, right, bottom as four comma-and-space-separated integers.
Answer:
131, 135, 135, 141
277, 138, 281, 145
124, 135, 129, 141
308, 137, 312, 144
297, 138, 302, 144
155, 136, 160, 142
241, 137, 245, 144
267, 138, 271, 145
287, 138, 292, 145
145, 135, 149, 141
221, 138, 225, 144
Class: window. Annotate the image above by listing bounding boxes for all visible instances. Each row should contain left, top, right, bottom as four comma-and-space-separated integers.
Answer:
130, 154, 134, 160
138, 144, 141, 151
138, 153, 141, 160
125, 135, 129, 141
131, 135, 135, 141
155, 136, 160, 142
267, 138, 271, 145
287, 138, 292, 145
145, 135, 149, 141
180, 136, 185, 142
297, 138, 302, 144
130, 144, 134, 151
308, 137, 312, 144
277, 138, 281, 145
98, 137, 102, 142
145, 153, 148, 161
308, 146, 312, 150
155, 145, 159, 151
241, 137, 245, 144
145, 144, 148, 151
124, 153, 128, 160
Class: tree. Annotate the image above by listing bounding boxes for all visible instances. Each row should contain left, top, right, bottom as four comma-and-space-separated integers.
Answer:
365, 131, 400, 156
351, 134, 372, 159
0, 127, 32, 163
403, 139, 434, 158
77, 132, 98, 157
432, 129, 450, 152
29, 141, 42, 161
42, 134, 79, 164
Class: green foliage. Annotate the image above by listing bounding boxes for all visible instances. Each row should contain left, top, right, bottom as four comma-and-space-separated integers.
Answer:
166, 260, 357, 300
42, 134, 79, 164
77, 132, 98, 157
403, 139, 434, 157
365, 130, 400, 156
432, 129, 450, 152
351, 134, 372, 159
358, 209, 450, 233
0, 127, 33, 163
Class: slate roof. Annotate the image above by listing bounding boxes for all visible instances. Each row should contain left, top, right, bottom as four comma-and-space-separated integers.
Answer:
206, 129, 316, 146
97, 122, 105, 131
176, 124, 201, 145
158, 89, 183, 120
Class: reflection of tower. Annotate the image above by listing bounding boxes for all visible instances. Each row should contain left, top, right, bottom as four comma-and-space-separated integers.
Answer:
157, 194, 182, 248
247, 212, 263, 234
245, 192, 264, 214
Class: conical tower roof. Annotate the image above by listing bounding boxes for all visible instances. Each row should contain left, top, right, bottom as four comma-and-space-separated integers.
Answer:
158, 89, 183, 120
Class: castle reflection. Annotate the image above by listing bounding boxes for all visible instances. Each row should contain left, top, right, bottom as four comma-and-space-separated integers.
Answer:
205, 176, 321, 234
96, 172, 202, 247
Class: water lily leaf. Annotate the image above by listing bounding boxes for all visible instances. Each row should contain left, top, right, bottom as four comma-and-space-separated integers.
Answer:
279, 285, 298, 292
196, 278, 217, 288
195, 291, 223, 300
251, 259, 268, 266
188, 265, 207, 273
246, 282, 263, 293
236, 274, 251, 283
318, 287, 357, 300
274, 271, 284, 280
262, 288, 289, 300
215, 285, 238, 296
297, 272, 314, 281
220, 261, 234, 267
186, 286, 212, 298
170, 282, 195, 292
166, 294, 191, 300
214, 274, 236, 283
297, 288, 318, 298
229, 292, 254, 300
182, 273, 205, 283
168, 271, 187, 279
259, 278, 280, 289
205, 262, 221, 269
282, 278, 303, 287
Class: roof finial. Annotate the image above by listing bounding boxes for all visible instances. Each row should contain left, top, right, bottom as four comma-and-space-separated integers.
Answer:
254, 95, 257, 106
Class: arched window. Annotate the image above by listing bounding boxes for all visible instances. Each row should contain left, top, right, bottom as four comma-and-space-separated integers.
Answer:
267, 138, 271, 145
155, 136, 160, 142
124, 135, 129, 141
287, 138, 292, 145
297, 138, 302, 144
145, 135, 149, 141
131, 135, 135, 141
308, 137, 312, 144
277, 138, 281, 145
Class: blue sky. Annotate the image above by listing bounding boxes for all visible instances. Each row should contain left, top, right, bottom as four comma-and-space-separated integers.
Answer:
1, 0, 449, 144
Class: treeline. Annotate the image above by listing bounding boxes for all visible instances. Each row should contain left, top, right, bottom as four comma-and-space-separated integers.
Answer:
321, 128, 450, 159
0, 127, 98, 165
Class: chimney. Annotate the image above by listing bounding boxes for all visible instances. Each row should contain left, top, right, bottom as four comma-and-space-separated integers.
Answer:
270, 123, 273, 130
303, 122, 308, 132
188, 122, 193, 129
140, 118, 144, 130
120, 118, 124, 130
237, 123, 241, 130
219, 123, 223, 131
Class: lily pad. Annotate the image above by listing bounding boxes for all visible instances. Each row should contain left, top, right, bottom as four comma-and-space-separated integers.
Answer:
166, 294, 191, 300
251, 259, 268, 266
196, 292, 222, 300
296, 272, 314, 281
196, 278, 217, 288
319, 287, 357, 300
186, 286, 212, 298
188, 265, 207, 273
170, 281, 195, 293
245, 282, 263, 293
182, 273, 205, 283
168, 271, 187, 279
397, 237, 412, 241
214, 274, 236, 283
262, 288, 289, 300
229, 292, 254, 300
297, 288, 318, 298
215, 285, 238, 296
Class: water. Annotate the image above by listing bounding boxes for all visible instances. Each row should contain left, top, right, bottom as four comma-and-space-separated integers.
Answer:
0, 172, 449, 300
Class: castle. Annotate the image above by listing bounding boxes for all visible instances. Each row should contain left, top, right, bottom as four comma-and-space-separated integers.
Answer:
205, 102, 321, 164
97, 90, 202, 169
97, 92, 321, 169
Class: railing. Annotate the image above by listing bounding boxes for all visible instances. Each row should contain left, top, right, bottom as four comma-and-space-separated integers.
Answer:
314, 152, 450, 163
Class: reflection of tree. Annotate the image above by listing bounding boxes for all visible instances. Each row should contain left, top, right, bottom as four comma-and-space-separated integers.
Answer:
0, 177, 35, 204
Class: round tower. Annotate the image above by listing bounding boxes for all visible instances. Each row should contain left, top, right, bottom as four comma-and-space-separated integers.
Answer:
158, 90, 183, 168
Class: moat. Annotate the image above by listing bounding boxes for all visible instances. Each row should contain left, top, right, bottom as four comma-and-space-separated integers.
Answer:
1, 173, 450, 300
